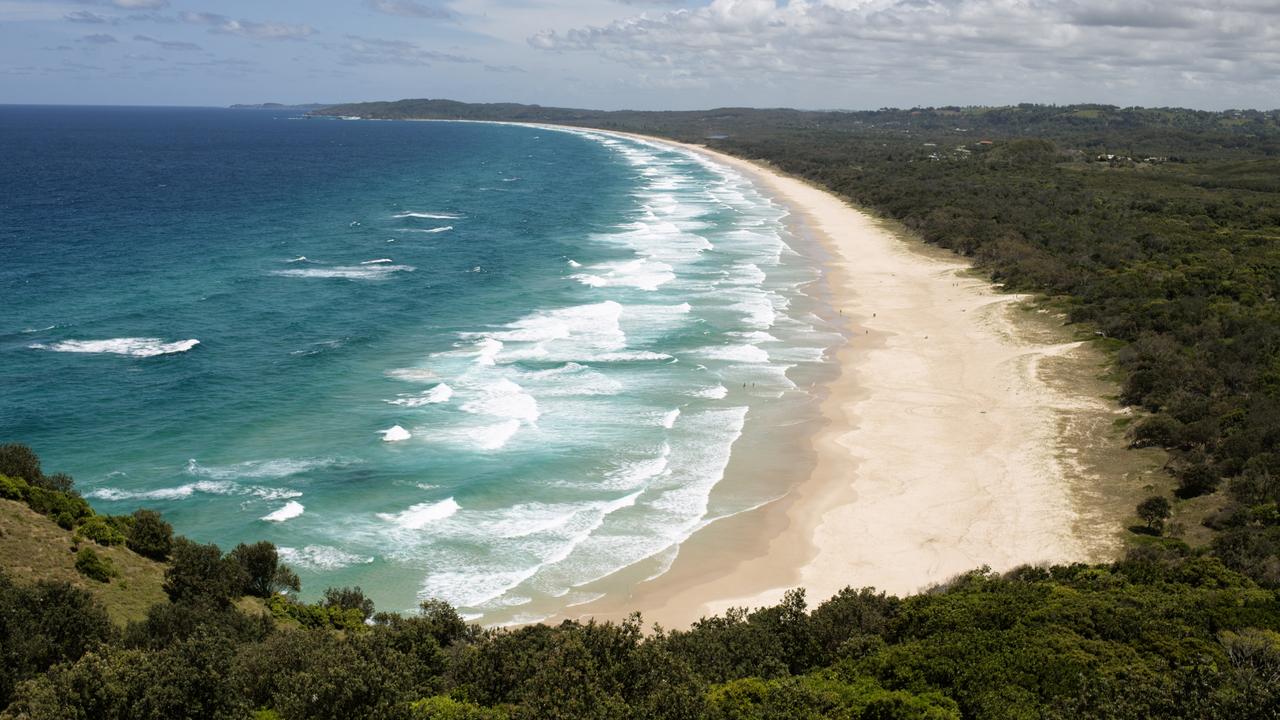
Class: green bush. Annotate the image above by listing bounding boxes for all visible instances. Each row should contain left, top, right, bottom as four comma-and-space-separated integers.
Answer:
411, 696, 510, 720
126, 509, 173, 560
0, 474, 28, 501
0, 444, 42, 484
268, 594, 367, 631
74, 548, 116, 583
24, 486, 92, 529
76, 516, 126, 547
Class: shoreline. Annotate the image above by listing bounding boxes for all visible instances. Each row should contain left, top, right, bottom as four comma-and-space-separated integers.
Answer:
509, 123, 1141, 627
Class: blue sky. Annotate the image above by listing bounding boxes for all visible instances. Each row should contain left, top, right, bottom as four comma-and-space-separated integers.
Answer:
2, 0, 1277, 110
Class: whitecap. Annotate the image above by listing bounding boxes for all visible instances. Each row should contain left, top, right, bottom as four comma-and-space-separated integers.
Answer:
361, 258, 393, 265
186, 457, 336, 480
662, 409, 681, 428
394, 211, 462, 219
459, 378, 539, 424
386, 383, 453, 407
394, 226, 452, 234
87, 480, 239, 501
271, 264, 414, 280
386, 368, 438, 382
29, 337, 200, 357
700, 344, 771, 364
377, 497, 461, 530
287, 256, 308, 263
278, 545, 374, 570
465, 418, 522, 450
381, 425, 412, 442
262, 501, 305, 522
689, 385, 729, 399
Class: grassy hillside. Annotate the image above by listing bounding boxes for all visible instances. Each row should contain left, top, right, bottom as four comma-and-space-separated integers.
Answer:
0, 498, 165, 625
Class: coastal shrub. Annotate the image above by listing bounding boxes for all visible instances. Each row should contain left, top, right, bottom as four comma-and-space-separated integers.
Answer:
0, 473, 28, 500
24, 486, 92, 529
127, 508, 173, 560
230, 541, 299, 598
1136, 496, 1172, 533
324, 585, 376, 620
75, 547, 116, 582
0, 573, 114, 708
125, 600, 272, 651
0, 443, 42, 484
77, 515, 126, 546
268, 594, 367, 631
163, 538, 244, 607
411, 696, 510, 719
705, 674, 960, 720
1176, 463, 1222, 498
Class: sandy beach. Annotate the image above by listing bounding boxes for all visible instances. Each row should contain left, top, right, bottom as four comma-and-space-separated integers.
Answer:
535, 127, 1146, 627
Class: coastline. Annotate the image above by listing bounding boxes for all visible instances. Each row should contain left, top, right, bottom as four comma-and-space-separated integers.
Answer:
515, 124, 1151, 627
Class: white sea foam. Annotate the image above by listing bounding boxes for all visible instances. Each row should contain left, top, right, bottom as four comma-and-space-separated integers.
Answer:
572, 259, 675, 291
386, 383, 453, 406
394, 211, 461, 219
378, 497, 461, 530
382, 425, 412, 442
287, 256, 308, 263
262, 501, 305, 522
87, 480, 238, 501
460, 379, 539, 424
88, 479, 302, 503
600, 444, 670, 490
271, 264, 414, 280
689, 385, 729, 399
416, 491, 643, 607
386, 368, 438, 382
662, 409, 681, 428
186, 457, 336, 480
278, 545, 374, 570
700, 344, 771, 364
394, 226, 453, 233
361, 258, 393, 264
29, 337, 200, 357
566, 259, 582, 268
464, 419, 522, 450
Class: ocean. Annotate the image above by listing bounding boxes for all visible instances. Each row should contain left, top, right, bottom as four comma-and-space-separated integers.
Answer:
0, 106, 842, 623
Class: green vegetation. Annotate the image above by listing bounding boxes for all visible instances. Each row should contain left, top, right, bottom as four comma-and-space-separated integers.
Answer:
1, 447, 1279, 718
74, 547, 116, 582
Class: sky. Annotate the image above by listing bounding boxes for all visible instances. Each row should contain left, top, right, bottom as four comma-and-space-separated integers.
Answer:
1, 0, 1277, 110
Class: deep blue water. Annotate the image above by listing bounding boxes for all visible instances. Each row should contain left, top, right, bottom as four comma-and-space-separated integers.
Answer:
0, 106, 838, 621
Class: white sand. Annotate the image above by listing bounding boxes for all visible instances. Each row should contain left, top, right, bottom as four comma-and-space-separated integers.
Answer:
522, 126, 1092, 626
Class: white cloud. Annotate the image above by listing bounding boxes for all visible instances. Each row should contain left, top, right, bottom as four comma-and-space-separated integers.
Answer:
338, 34, 480, 65
181, 11, 315, 41
528, 0, 1280, 106
363, 0, 452, 19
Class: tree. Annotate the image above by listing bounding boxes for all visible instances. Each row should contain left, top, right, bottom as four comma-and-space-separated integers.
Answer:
323, 586, 375, 620
1136, 496, 1173, 534
0, 444, 42, 484
229, 541, 299, 598
127, 509, 173, 561
163, 539, 243, 607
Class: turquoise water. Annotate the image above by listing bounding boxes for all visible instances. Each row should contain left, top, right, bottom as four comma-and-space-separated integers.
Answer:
0, 107, 841, 622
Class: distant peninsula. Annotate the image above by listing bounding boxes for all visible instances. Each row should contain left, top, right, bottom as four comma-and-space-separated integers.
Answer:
230, 102, 332, 110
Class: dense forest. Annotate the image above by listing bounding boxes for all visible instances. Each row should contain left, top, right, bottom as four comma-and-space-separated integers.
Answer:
318, 100, 1280, 584
3, 444, 1280, 719
6, 101, 1280, 717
